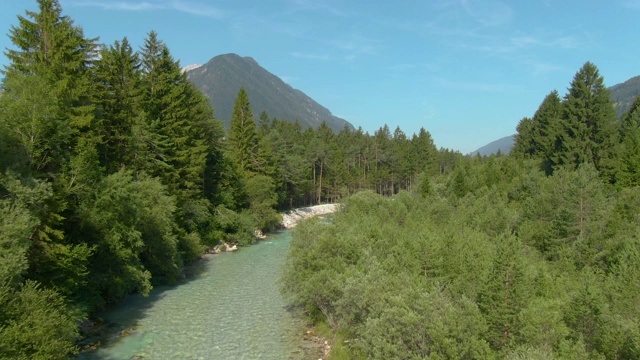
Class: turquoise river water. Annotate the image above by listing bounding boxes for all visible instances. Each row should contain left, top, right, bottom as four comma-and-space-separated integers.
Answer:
78, 230, 316, 360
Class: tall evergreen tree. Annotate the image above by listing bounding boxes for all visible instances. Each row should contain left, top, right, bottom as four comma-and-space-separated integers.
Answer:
139, 31, 211, 201
512, 117, 535, 158
93, 37, 142, 173
412, 127, 438, 176
531, 90, 563, 173
617, 96, 640, 187
1, 0, 100, 305
555, 62, 618, 179
227, 87, 257, 172
4, 0, 98, 174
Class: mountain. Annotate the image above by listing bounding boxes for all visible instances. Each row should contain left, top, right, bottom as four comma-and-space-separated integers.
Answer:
181, 64, 202, 73
471, 135, 515, 156
186, 53, 353, 132
609, 75, 640, 118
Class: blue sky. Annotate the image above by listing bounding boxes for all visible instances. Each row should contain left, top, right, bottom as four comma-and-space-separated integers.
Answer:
1, 0, 640, 153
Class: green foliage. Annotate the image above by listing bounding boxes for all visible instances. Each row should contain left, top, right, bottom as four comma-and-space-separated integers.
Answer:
558, 63, 618, 177
243, 173, 280, 231
79, 170, 180, 304
0, 73, 60, 173
0, 280, 80, 360
213, 206, 256, 246
283, 153, 640, 359
3, 2, 640, 357
617, 96, 640, 186
93, 37, 142, 172
228, 87, 257, 172
0, 172, 41, 285
512, 117, 534, 158
478, 234, 531, 350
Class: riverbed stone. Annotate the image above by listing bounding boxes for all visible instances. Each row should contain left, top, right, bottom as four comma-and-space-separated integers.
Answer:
281, 204, 340, 229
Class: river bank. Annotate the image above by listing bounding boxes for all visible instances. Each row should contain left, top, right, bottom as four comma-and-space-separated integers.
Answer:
281, 204, 340, 229
77, 230, 322, 359
77, 205, 340, 359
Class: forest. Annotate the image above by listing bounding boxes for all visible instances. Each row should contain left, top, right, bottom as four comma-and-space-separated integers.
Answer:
2, 1, 640, 359
281, 64, 640, 358
0, 1, 458, 358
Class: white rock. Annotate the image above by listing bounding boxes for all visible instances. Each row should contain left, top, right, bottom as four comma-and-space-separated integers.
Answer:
281, 204, 340, 229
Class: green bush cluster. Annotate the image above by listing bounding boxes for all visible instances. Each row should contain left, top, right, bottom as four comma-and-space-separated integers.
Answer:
282, 158, 640, 359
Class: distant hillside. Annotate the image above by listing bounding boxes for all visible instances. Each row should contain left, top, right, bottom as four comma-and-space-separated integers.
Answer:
186, 53, 353, 132
609, 75, 640, 118
471, 135, 515, 156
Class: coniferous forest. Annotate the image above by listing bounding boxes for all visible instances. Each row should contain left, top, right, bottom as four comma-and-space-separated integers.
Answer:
282, 62, 640, 359
1, 1, 640, 359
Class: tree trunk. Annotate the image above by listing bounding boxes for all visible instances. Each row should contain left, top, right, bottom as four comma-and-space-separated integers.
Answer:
317, 160, 323, 204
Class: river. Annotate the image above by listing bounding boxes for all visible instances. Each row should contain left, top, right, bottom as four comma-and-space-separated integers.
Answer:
78, 230, 318, 360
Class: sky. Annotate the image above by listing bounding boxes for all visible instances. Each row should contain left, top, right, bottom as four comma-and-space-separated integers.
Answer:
1, 1, 640, 153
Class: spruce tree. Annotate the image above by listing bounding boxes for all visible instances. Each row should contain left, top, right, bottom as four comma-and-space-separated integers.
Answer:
139, 31, 212, 202
412, 127, 438, 176
531, 90, 563, 173
94, 37, 142, 173
512, 117, 535, 158
555, 62, 618, 179
227, 87, 257, 172
1, 0, 99, 304
3, 0, 99, 175
478, 233, 531, 350
617, 96, 640, 187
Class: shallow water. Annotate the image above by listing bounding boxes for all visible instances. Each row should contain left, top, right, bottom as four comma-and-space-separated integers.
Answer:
79, 230, 313, 360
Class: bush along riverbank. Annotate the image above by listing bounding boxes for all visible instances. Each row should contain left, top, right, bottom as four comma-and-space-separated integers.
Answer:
282, 162, 640, 359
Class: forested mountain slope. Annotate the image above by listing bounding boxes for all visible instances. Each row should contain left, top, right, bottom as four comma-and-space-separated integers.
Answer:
610, 75, 640, 118
471, 135, 515, 156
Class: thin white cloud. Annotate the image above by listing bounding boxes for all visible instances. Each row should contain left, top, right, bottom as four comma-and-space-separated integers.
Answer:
65, 0, 161, 11
64, 0, 225, 19
621, 0, 640, 8
324, 34, 380, 61
291, 52, 331, 61
170, 0, 225, 19
286, 0, 351, 17
448, 0, 514, 27
527, 61, 561, 77
436, 77, 513, 93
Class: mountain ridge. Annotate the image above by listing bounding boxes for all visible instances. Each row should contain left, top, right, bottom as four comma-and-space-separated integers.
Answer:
609, 75, 640, 118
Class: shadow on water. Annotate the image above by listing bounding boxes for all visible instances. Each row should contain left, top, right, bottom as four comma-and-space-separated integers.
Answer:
76, 231, 324, 360
77, 254, 217, 360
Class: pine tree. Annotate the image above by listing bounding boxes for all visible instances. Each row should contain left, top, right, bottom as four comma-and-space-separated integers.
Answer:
531, 90, 563, 173
139, 31, 212, 201
227, 87, 257, 172
512, 117, 535, 158
617, 96, 640, 187
1, 0, 99, 305
412, 127, 438, 176
93, 37, 142, 172
478, 233, 531, 350
3, 0, 99, 175
258, 110, 271, 136
555, 62, 618, 179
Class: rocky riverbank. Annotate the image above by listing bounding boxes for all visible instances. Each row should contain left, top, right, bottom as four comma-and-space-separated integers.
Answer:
281, 204, 340, 229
